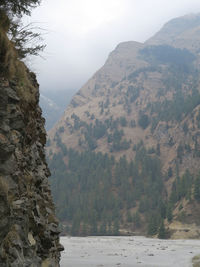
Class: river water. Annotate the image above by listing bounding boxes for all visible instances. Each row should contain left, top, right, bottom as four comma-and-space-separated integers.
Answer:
60, 236, 200, 267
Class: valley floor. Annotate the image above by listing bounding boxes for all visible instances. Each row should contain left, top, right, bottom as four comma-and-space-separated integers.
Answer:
60, 236, 200, 267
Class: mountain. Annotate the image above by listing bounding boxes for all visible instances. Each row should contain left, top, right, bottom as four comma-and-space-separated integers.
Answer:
47, 14, 200, 238
40, 89, 76, 130
0, 16, 62, 266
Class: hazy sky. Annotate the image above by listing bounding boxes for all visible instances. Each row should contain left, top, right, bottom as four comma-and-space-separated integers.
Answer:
26, 0, 200, 93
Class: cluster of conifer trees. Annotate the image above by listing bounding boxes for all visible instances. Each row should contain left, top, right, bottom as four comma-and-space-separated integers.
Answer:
48, 135, 199, 237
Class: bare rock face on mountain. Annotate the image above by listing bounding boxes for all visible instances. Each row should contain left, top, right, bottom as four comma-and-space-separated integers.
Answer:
0, 23, 63, 266
48, 14, 200, 238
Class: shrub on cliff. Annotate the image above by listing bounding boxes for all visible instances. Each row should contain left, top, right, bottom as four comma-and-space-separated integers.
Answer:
0, 0, 45, 60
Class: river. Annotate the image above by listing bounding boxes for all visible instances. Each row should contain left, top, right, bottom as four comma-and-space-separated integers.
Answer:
60, 236, 200, 266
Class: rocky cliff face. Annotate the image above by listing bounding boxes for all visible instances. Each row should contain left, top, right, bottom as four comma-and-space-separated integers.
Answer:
0, 33, 62, 265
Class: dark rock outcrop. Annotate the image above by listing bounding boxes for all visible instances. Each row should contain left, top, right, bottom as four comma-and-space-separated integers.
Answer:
0, 70, 63, 266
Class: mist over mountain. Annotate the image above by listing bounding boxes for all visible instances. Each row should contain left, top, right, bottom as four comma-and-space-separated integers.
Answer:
40, 89, 76, 130
47, 14, 200, 238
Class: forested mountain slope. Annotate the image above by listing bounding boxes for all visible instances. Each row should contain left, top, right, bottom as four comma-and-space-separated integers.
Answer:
47, 14, 200, 238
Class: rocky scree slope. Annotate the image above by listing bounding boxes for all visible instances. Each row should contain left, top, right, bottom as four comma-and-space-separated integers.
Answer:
0, 22, 63, 266
47, 14, 200, 238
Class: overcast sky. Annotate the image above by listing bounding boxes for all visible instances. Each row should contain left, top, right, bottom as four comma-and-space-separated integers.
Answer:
26, 0, 200, 94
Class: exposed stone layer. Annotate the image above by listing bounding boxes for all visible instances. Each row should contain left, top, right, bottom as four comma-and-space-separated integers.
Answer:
0, 70, 63, 266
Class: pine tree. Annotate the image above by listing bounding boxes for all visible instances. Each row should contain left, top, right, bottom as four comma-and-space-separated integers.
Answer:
127, 210, 132, 223
160, 201, 166, 219
194, 176, 200, 202
147, 215, 158, 235
167, 167, 173, 178
166, 204, 173, 222
82, 222, 88, 236
133, 212, 141, 228
99, 221, 107, 235
156, 143, 161, 156
113, 219, 119, 235
158, 220, 167, 239
71, 218, 80, 236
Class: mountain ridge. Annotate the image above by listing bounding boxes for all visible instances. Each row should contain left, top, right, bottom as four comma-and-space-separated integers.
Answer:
47, 14, 200, 238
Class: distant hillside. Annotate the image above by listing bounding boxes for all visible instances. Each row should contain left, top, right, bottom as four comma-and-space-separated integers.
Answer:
47, 14, 200, 238
40, 89, 76, 130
